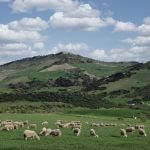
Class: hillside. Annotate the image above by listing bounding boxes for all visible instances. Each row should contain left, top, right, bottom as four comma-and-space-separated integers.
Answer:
0, 52, 149, 111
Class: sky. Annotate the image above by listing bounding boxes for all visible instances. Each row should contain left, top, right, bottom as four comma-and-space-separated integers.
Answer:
0, 0, 150, 65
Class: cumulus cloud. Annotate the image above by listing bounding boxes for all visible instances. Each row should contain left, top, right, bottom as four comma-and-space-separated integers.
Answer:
123, 36, 150, 47
33, 42, 44, 50
8, 17, 48, 31
50, 12, 105, 31
51, 43, 88, 54
105, 17, 137, 32
0, 43, 38, 64
90, 46, 150, 62
11, 0, 78, 12
0, 24, 43, 43
0, 17, 47, 65
49, 3, 106, 31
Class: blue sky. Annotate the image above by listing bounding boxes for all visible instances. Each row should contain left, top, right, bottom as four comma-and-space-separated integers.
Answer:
0, 0, 150, 64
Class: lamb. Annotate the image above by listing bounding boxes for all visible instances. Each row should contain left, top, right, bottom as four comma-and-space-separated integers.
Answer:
120, 129, 127, 137
50, 129, 62, 137
73, 128, 81, 136
24, 130, 40, 140
138, 128, 147, 137
126, 127, 135, 133
90, 129, 99, 138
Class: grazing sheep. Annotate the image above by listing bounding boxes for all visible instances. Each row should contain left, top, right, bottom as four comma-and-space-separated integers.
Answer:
56, 122, 70, 128
70, 124, 81, 130
24, 130, 40, 140
39, 127, 47, 136
126, 127, 135, 133
45, 128, 52, 136
13, 122, 24, 128
138, 128, 147, 137
135, 125, 145, 129
90, 129, 99, 138
29, 124, 37, 129
42, 121, 48, 126
24, 120, 29, 125
91, 123, 100, 127
120, 129, 127, 137
73, 128, 81, 136
50, 129, 62, 137
1, 124, 14, 131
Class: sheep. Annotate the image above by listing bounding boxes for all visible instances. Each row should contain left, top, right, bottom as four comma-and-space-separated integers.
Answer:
24, 120, 29, 125
90, 129, 99, 138
24, 130, 40, 140
70, 124, 82, 130
42, 121, 48, 126
2, 124, 14, 131
120, 129, 127, 137
56, 122, 70, 128
13, 122, 24, 128
50, 129, 62, 137
73, 128, 81, 136
126, 127, 135, 133
135, 125, 145, 129
45, 128, 52, 136
138, 128, 147, 137
39, 127, 47, 136
28, 124, 37, 129
4, 124, 14, 131
91, 123, 100, 127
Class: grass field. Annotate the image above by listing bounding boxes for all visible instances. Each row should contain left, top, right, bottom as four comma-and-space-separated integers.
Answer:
0, 109, 150, 150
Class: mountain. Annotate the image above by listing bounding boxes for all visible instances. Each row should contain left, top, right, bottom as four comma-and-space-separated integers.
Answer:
0, 52, 149, 110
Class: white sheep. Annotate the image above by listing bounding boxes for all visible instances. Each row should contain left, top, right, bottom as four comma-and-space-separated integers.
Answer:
120, 129, 127, 137
138, 128, 147, 137
73, 128, 81, 136
24, 130, 40, 140
135, 125, 145, 129
90, 129, 99, 138
126, 127, 135, 133
50, 129, 62, 137
39, 127, 47, 136
1, 124, 14, 131
42, 121, 48, 126
28, 124, 37, 129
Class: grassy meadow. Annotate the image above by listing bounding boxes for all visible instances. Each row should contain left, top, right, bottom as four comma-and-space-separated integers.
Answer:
0, 109, 150, 150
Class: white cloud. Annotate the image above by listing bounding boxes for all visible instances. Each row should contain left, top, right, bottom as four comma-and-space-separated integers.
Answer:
33, 42, 44, 50
138, 24, 150, 36
8, 17, 48, 31
11, 0, 78, 12
123, 36, 150, 46
0, 24, 43, 43
51, 43, 88, 54
90, 46, 150, 62
0, 43, 37, 59
50, 11, 105, 31
114, 21, 136, 32
144, 17, 150, 25
0, 43, 28, 51
105, 17, 136, 32
65, 4, 100, 18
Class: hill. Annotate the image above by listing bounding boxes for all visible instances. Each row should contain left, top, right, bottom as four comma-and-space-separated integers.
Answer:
0, 52, 149, 111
